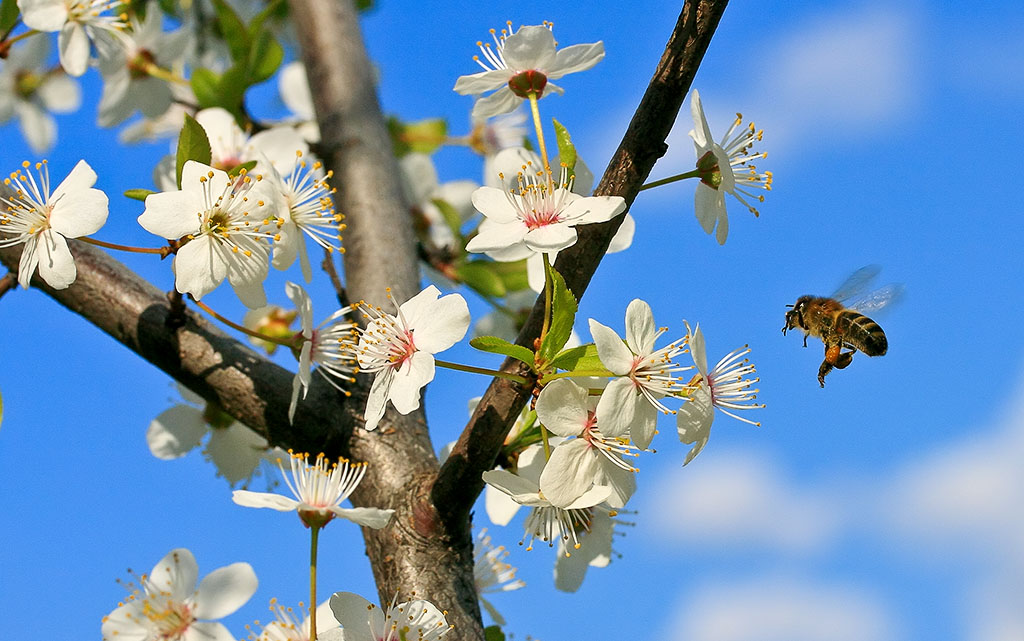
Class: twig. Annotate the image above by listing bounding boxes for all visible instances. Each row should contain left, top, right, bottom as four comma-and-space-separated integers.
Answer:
435, 0, 731, 526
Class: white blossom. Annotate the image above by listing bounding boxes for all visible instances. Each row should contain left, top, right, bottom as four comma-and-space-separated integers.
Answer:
454, 22, 605, 119
137, 160, 275, 307
0, 37, 81, 152
330, 592, 452, 641
535, 379, 638, 509
689, 89, 773, 244
96, 5, 189, 127
233, 451, 394, 530
101, 547, 257, 641
589, 299, 692, 450
355, 286, 470, 431
18, 0, 127, 77
676, 321, 764, 465
0, 159, 108, 289
285, 282, 358, 423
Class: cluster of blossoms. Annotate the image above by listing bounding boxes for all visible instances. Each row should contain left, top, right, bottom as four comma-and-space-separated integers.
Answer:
0, 6, 783, 632
101, 546, 453, 641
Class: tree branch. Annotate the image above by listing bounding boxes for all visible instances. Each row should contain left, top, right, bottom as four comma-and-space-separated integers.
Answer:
435, 0, 731, 525
288, 0, 482, 635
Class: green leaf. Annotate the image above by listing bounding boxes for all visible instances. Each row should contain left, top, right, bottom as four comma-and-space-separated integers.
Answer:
247, 0, 284, 36
538, 264, 577, 363
484, 626, 506, 641
489, 259, 530, 292
355, 0, 375, 11
456, 261, 506, 298
388, 117, 448, 156
246, 28, 283, 85
210, 0, 250, 63
552, 118, 577, 180
470, 336, 535, 367
124, 188, 157, 202
0, 0, 20, 34
215, 65, 250, 118
431, 197, 464, 239
226, 160, 258, 177
190, 68, 222, 109
175, 114, 212, 189
549, 343, 606, 372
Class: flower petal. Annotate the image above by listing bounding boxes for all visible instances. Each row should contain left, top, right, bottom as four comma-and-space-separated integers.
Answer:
471, 88, 522, 120
146, 405, 206, 459
549, 41, 605, 79
58, 21, 90, 77
677, 386, 714, 465
139, 191, 202, 240
34, 229, 76, 289
694, 183, 728, 245
330, 506, 395, 529
523, 224, 577, 253
183, 622, 236, 641
18, 0, 68, 31
330, 592, 375, 640
594, 377, 642, 439
174, 235, 229, 300
559, 194, 625, 224
535, 379, 589, 437
232, 490, 300, 512
588, 319, 633, 374
363, 368, 393, 431
502, 25, 557, 71
472, 186, 521, 224
539, 439, 601, 508
404, 292, 470, 354
149, 548, 198, 602
191, 562, 258, 619
388, 352, 434, 414
50, 184, 108, 239
453, 69, 510, 95
624, 299, 656, 356
465, 220, 527, 253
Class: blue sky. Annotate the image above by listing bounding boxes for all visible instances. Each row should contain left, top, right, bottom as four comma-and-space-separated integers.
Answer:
2, 1, 1024, 640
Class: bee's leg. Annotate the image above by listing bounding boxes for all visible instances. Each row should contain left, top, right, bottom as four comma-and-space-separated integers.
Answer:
835, 350, 855, 370
818, 342, 843, 387
802, 334, 808, 348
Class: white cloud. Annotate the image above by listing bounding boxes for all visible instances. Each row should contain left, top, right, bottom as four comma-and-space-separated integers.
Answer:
644, 450, 843, 554
665, 575, 898, 641
655, 3, 922, 173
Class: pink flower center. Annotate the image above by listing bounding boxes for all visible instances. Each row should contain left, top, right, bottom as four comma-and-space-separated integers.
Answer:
521, 205, 561, 231
387, 329, 416, 370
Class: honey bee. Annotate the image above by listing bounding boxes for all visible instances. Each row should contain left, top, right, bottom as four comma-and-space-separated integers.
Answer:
782, 266, 903, 387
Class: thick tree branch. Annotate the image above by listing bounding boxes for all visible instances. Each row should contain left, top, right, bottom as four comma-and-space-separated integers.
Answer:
436, 0, 730, 524
0, 240, 356, 453
288, 0, 482, 636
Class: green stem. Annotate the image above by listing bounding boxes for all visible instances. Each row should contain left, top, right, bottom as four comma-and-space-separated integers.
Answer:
434, 359, 531, 385
191, 298, 299, 348
142, 61, 189, 86
0, 28, 37, 51
310, 525, 320, 641
527, 92, 553, 185
540, 425, 551, 460
639, 168, 703, 191
540, 253, 553, 342
543, 368, 615, 382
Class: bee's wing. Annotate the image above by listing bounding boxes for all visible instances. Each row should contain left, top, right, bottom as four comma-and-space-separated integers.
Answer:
847, 283, 905, 315
831, 265, 881, 302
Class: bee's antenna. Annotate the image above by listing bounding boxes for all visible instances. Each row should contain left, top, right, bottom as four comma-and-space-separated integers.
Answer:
785, 304, 794, 308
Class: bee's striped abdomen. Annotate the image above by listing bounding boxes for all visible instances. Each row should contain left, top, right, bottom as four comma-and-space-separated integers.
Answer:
836, 311, 888, 356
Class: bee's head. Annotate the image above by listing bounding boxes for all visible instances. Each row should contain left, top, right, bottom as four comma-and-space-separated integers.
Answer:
782, 296, 812, 334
